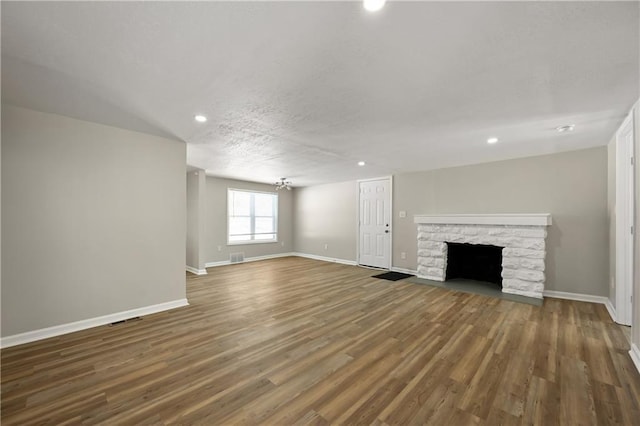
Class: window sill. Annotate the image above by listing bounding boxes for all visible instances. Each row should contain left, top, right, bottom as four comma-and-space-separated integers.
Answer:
227, 240, 278, 246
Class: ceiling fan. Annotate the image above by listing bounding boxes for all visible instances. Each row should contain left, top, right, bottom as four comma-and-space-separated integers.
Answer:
274, 178, 292, 191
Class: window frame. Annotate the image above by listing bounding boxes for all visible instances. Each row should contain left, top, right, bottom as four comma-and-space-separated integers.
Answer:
227, 188, 278, 245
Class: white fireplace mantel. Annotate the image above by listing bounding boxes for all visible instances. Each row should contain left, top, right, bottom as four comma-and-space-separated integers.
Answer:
414, 214, 552, 227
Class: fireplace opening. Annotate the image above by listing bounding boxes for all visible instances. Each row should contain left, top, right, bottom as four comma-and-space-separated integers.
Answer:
445, 242, 503, 286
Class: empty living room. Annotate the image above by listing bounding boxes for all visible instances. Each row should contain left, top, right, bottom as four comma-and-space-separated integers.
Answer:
2, 1, 640, 425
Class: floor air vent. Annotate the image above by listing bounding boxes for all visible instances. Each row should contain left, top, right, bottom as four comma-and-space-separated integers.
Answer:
230, 252, 245, 263
110, 317, 141, 326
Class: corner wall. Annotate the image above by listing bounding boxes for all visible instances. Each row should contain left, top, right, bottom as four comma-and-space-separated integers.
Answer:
186, 170, 206, 272
203, 176, 294, 263
1, 105, 187, 337
293, 181, 357, 262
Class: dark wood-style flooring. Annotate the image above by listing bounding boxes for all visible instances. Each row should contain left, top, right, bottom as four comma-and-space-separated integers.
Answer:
2, 257, 639, 424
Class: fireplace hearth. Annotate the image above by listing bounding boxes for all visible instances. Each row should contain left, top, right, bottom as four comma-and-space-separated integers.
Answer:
414, 214, 552, 299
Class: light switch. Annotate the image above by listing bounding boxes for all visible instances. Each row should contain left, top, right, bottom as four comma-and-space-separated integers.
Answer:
399, 211, 407, 218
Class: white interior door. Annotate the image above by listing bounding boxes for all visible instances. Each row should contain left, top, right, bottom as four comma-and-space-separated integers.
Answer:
616, 110, 635, 326
358, 178, 391, 269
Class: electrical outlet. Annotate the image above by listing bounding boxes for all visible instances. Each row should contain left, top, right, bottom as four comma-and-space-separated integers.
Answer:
324, 244, 328, 250
217, 245, 222, 252
281, 241, 285, 247
401, 252, 406, 259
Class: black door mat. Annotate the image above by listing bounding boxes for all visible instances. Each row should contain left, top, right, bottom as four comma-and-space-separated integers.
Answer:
372, 271, 414, 281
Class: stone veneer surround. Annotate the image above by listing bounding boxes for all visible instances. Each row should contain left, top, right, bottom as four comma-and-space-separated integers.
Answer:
414, 214, 552, 299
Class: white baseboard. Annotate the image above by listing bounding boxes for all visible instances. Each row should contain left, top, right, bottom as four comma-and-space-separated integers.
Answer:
390, 266, 417, 275
186, 266, 207, 275
205, 260, 230, 268
205, 252, 295, 268
292, 252, 357, 266
605, 298, 618, 323
246, 252, 296, 263
0, 298, 189, 349
207, 251, 407, 272
630, 343, 640, 375
542, 290, 609, 304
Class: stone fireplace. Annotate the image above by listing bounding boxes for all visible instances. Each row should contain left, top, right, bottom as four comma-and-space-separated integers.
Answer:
414, 214, 552, 299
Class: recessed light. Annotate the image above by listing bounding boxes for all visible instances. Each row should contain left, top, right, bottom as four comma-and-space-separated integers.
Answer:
487, 137, 499, 144
556, 124, 575, 133
358, 161, 366, 166
363, 0, 386, 12
194, 115, 207, 123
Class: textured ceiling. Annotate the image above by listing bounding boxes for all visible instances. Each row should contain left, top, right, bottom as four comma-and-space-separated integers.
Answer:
2, 1, 639, 187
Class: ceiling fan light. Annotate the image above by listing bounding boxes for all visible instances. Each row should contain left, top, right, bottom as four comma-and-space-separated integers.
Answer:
556, 124, 575, 133
274, 178, 292, 191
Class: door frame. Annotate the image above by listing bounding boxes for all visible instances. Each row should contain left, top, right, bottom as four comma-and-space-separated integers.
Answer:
356, 176, 393, 269
615, 109, 635, 325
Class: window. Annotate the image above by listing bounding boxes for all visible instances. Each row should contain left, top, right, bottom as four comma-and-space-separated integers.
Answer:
228, 189, 278, 244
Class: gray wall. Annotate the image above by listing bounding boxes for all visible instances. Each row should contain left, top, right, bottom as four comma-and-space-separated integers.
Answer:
293, 181, 357, 261
1, 105, 187, 337
292, 148, 608, 297
203, 176, 293, 263
186, 171, 199, 269
394, 147, 608, 296
186, 170, 206, 271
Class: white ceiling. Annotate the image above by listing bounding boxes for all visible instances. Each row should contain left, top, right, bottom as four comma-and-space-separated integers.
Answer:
2, 1, 638, 187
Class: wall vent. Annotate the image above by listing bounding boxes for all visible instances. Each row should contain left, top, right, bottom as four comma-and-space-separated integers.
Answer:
230, 252, 245, 263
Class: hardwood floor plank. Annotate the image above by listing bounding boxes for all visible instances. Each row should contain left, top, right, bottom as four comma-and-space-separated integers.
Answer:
380, 357, 456, 425
492, 353, 535, 418
591, 381, 626, 425
449, 334, 490, 384
522, 375, 561, 426
532, 311, 559, 382
457, 350, 509, 420
255, 337, 400, 425
338, 377, 406, 425
1, 257, 638, 425
165, 377, 276, 424
315, 349, 402, 423
584, 335, 622, 387
414, 379, 468, 425
559, 355, 598, 425
485, 406, 521, 426
292, 410, 329, 426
